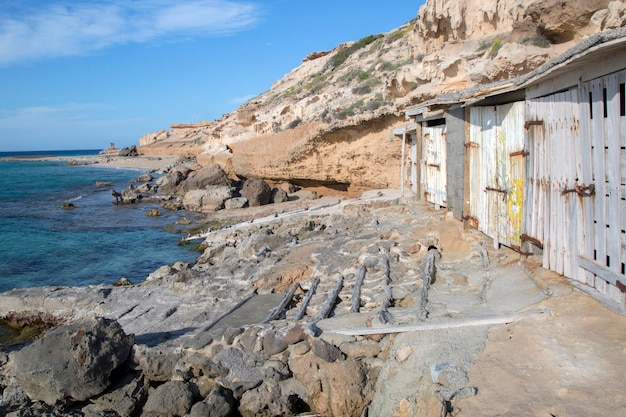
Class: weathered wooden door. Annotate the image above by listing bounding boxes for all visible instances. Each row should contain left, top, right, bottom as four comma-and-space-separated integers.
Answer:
421, 122, 447, 207
577, 70, 626, 304
525, 89, 580, 278
525, 71, 626, 308
469, 101, 525, 248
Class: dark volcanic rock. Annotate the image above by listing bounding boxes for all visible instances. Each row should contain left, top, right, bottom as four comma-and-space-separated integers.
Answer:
10, 316, 134, 406
271, 187, 289, 204
142, 380, 194, 416
189, 386, 236, 417
240, 178, 272, 207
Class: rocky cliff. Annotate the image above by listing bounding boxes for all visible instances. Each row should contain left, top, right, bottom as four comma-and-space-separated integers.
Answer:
138, 0, 625, 194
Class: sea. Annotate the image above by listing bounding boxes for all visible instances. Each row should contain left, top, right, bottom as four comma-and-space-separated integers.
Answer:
0, 149, 200, 294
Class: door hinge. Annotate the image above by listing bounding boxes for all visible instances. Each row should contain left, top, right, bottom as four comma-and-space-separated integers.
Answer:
524, 120, 544, 129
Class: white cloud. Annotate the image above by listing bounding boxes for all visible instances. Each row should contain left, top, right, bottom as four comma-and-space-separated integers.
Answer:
0, 1, 260, 65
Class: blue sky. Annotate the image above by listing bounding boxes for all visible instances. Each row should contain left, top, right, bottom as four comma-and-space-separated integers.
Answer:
0, 1, 423, 152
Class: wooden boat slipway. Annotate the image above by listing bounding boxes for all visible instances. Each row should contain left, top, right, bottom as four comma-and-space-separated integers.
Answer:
394, 27, 626, 314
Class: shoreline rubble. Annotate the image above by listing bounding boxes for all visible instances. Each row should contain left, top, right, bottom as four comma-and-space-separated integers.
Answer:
1, 169, 625, 416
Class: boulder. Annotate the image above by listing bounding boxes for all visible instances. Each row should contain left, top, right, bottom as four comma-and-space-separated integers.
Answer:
178, 164, 232, 193
224, 197, 248, 209
119, 145, 138, 157
213, 347, 264, 399
9, 316, 133, 405
89, 373, 148, 416
289, 352, 373, 417
182, 186, 234, 212
290, 190, 319, 201
239, 380, 302, 417
159, 169, 189, 194
142, 380, 194, 416
311, 338, 345, 362
240, 178, 272, 207
271, 187, 289, 204
137, 173, 154, 182
129, 345, 182, 382
188, 386, 236, 417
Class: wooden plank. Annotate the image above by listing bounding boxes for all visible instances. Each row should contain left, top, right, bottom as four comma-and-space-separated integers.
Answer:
591, 78, 607, 288
464, 107, 472, 225
579, 81, 596, 286
606, 73, 622, 282
350, 266, 367, 313
293, 278, 320, 321
578, 255, 626, 289
329, 309, 550, 336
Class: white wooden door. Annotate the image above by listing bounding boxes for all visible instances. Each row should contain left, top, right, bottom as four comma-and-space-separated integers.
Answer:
422, 124, 447, 207
469, 102, 525, 248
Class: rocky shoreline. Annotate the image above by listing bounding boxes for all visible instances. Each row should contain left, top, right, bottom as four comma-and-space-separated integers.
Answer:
1, 157, 626, 416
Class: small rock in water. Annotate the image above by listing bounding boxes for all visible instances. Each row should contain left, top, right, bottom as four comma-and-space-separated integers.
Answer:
146, 208, 161, 217
61, 203, 77, 209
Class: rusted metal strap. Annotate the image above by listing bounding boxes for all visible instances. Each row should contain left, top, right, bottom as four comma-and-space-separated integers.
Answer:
509, 150, 529, 157
464, 142, 479, 148
510, 245, 533, 256
524, 120, 544, 129
485, 186, 507, 194
521, 234, 543, 249
427, 163, 440, 169
561, 183, 595, 197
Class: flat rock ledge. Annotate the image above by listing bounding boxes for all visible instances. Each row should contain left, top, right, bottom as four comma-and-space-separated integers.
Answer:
0, 190, 563, 416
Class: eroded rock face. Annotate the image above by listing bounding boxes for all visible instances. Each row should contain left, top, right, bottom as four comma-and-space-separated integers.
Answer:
9, 316, 133, 405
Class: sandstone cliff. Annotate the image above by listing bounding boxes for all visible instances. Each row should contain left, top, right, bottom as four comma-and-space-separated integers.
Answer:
138, 0, 625, 194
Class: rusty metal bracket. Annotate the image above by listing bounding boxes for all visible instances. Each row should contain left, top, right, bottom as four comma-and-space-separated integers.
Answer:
509, 150, 529, 157
462, 215, 479, 228
524, 120, 544, 129
510, 244, 533, 256
464, 142, 479, 148
427, 163, 440, 169
485, 186, 507, 194
521, 234, 543, 249
561, 183, 595, 197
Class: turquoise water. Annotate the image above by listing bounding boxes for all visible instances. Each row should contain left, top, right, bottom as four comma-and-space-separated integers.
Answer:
0, 150, 199, 293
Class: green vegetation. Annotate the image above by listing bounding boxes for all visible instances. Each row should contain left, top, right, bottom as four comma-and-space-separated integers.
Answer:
304, 73, 329, 94
378, 57, 414, 72
337, 68, 363, 85
487, 39, 503, 57
385, 25, 412, 44
352, 85, 372, 95
193, 136, 205, 145
327, 34, 383, 69
477, 39, 505, 58
521, 35, 551, 48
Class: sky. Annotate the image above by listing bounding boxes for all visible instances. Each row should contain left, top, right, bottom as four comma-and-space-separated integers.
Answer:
0, 1, 423, 152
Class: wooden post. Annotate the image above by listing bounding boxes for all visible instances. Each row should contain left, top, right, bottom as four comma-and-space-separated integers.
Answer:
316, 273, 344, 321
293, 278, 320, 321
350, 266, 367, 313
401, 130, 406, 197
378, 247, 394, 324
262, 282, 301, 323
419, 248, 440, 320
